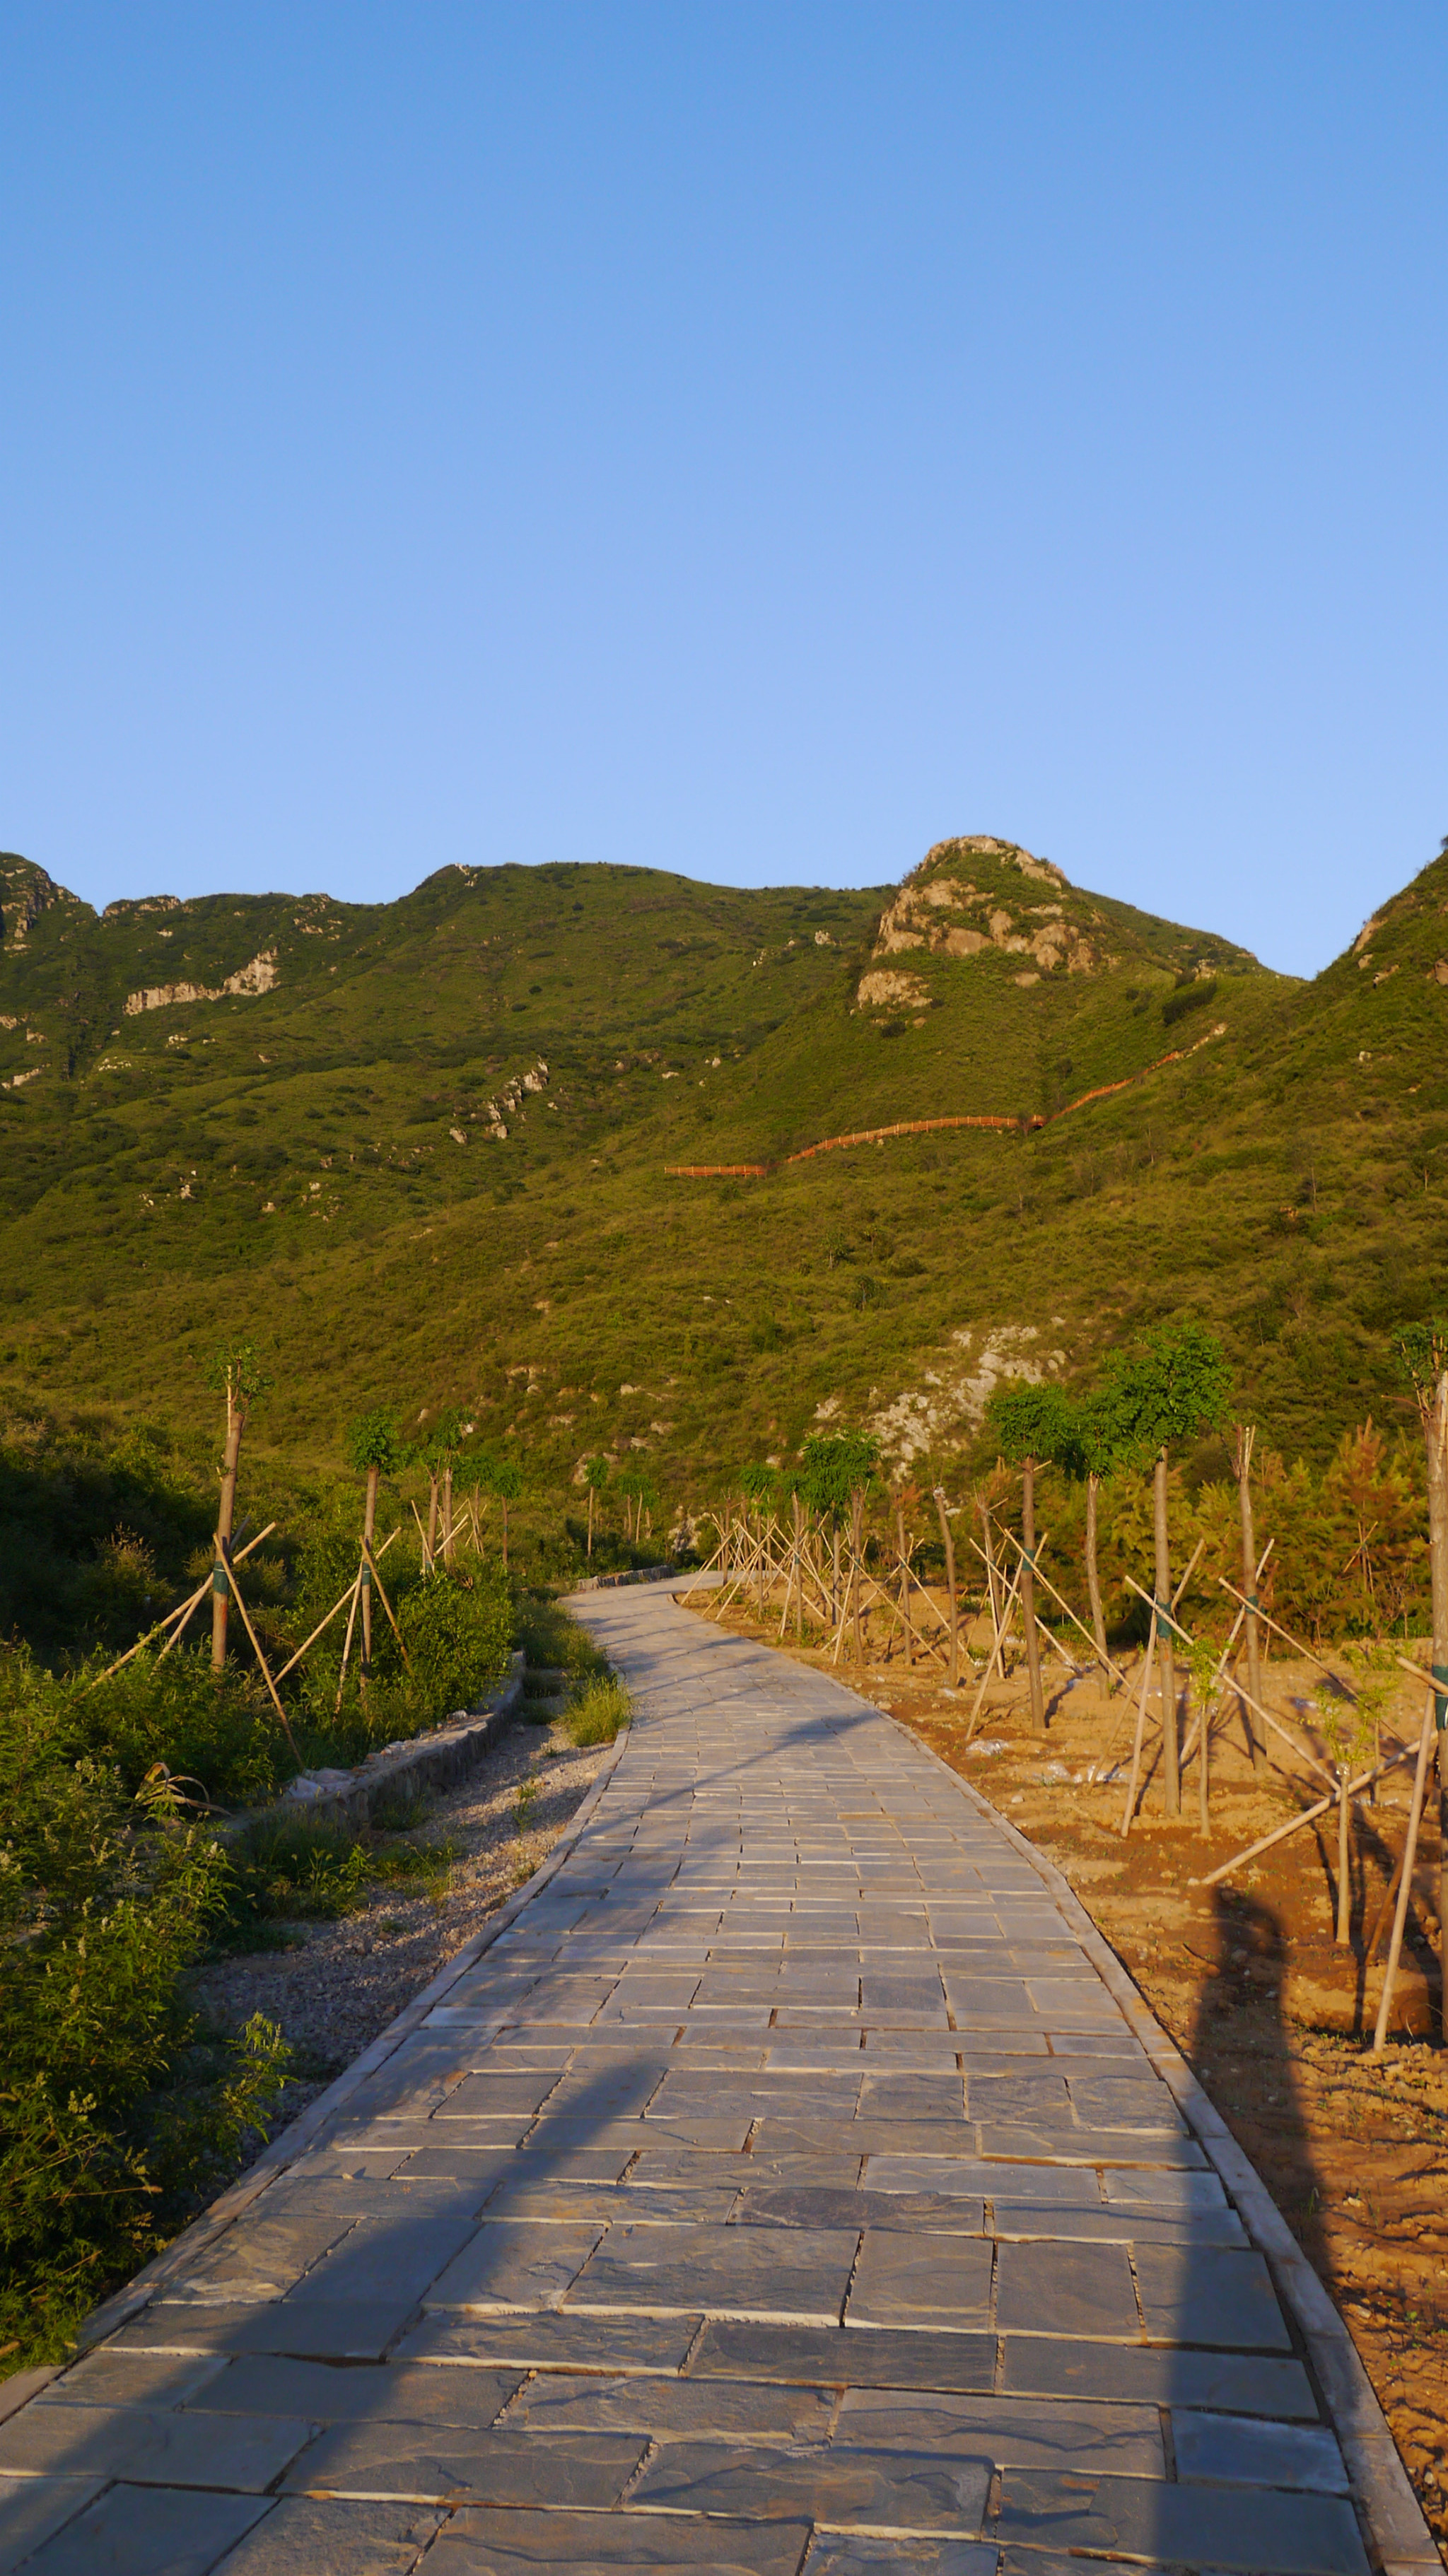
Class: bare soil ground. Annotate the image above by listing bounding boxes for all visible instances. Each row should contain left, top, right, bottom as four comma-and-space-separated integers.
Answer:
192, 1715, 611, 2126
700, 1596, 1448, 2555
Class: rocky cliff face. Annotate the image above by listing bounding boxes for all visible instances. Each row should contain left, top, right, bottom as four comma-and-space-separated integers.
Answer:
859, 836, 1111, 1003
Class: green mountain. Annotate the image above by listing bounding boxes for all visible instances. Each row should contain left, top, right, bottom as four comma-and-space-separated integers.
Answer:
1, 831, 1444, 1491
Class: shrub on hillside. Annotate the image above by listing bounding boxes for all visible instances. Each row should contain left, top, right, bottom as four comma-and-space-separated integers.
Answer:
395, 1566, 513, 1714
0, 1677, 288, 2367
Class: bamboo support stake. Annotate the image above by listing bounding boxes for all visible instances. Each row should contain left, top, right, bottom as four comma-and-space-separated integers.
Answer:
221, 1558, 302, 1760
1126, 1576, 1336, 1790
333, 1569, 363, 1714
1372, 1697, 1437, 2054
1365, 1844, 1407, 1962
1177, 1542, 1273, 1767
361, 1540, 412, 1670
88, 1526, 278, 1687
1234, 1424, 1266, 1771
1189, 1737, 1417, 1889
1120, 1630, 1160, 1836
987, 1523, 1122, 1687
1216, 1578, 1363, 1701
961, 1543, 1051, 1740
1336, 1769, 1353, 1945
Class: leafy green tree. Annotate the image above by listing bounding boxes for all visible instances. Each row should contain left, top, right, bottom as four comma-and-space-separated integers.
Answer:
984, 1380, 1077, 1733
1070, 1386, 1133, 1671
798, 1432, 878, 1519
1102, 1321, 1231, 1815
416, 1405, 467, 1568
475, 1446, 525, 1569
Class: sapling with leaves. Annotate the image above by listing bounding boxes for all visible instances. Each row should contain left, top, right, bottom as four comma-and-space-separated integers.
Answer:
800, 1432, 880, 1665
983, 1379, 1077, 1733
1102, 1321, 1232, 1817
740, 1465, 778, 1614
418, 1406, 467, 1570
1068, 1388, 1130, 1679
206, 1340, 270, 1674
344, 1409, 404, 1688
1394, 1316, 1448, 1998
477, 1449, 523, 1571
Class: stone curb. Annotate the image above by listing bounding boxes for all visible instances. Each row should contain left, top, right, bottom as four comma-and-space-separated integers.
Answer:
884, 1705, 1438, 2576
569, 1562, 677, 1593
214, 1653, 527, 1845
64, 1719, 632, 2360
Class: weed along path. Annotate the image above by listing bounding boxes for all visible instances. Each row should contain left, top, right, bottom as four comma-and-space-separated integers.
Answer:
0, 1587, 1432, 2576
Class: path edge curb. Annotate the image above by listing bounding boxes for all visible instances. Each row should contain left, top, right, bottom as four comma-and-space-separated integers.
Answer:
890, 1711, 1437, 2576
64, 1720, 633, 2360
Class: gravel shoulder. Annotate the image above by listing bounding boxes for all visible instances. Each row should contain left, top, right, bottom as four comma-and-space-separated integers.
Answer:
191, 1714, 609, 2117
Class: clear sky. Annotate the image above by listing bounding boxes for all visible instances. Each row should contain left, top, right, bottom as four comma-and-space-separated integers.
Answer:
1, 5, 1444, 976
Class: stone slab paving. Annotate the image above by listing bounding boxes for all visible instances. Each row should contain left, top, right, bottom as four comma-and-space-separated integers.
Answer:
0, 1586, 1432, 2576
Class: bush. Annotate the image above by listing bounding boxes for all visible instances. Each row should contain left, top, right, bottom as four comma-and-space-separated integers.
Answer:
395, 1567, 512, 1714
565, 1676, 631, 1747
0, 1680, 289, 2370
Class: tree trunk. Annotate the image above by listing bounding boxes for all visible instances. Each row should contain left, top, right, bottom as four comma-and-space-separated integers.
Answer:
933, 1487, 958, 1688
587, 1486, 595, 1558
1426, 1370, 1448, 2030
1155, 1448, 1179, 1815
211, 1396, 245, 1672
1085, 1472, 1107, 1668
1237, 1427, 1264, 1772
361, 1460, 379, 1685
443, 1465, 455, 1567
425, 1474, 439, 1574
980, 1503, 1001, 1662
850, 1490, 865, 1668
897, 1504, 913, 1666
1022, 1459, 1046, 1734
501, 1497, 509, 1573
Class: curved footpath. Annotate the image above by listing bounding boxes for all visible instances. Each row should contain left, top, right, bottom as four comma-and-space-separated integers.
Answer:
0, 1584, 1435, 2576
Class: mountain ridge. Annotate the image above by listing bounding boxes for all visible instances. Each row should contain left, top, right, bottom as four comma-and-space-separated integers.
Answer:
0, 834, 1444, 1490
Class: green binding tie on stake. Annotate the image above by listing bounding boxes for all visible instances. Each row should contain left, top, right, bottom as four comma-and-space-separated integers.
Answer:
211, 1564, 228, 1596
360, 1562, 373, 1590
1434, 1662, 1448, 1733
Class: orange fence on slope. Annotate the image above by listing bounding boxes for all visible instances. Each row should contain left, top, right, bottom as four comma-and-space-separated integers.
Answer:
662, 1023, 1227, 1180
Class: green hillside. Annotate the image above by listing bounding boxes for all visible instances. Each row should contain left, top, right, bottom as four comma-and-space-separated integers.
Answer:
1, 831, 1444, 1492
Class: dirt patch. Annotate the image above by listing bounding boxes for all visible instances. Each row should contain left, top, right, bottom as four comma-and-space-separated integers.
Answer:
193, 1717, 609, 2121
697, 1599, 1448, 2555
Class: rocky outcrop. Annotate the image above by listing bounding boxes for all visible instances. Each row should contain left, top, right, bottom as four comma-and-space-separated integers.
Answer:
860, 838, 1106, 1004
124, 949, 279, 1014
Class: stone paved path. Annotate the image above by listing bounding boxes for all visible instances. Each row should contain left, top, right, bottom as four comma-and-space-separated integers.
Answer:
0, 1586, 1413, 2575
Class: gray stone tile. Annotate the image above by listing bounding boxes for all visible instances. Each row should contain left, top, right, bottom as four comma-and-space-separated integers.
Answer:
1174, 2408, 1350, 2491
802, 2542, 997, 2576
286, 2420, 645, 2506
1064, 2078, 1186, 2133
566, 2221, 858, 2322
113, 2298, 421, 2360
168, 2206, 361, 2303
500, 2372, 836, 2439
0, 2401, 313, 2490
428, 2506, 811, 2572
397, 2310, 700, 2373
1000, 2337, 1319, 2416
0, 2475, 106, 2576
430, 2074, 565, 2118
991, 2204, 1247, 2248
633, 2437, 991, 2531
188, 2356, 522, 2425
1100, 2167, 1228, 2209
858, 2078, 968, 2123
737, 2189, 985, 2237
689, 2322, 996, 2391
425, 2220, 606, 2310
865, 2160, 1099, 2206
1133, 2243, 1292, 2350
837, 2389, 1164, 2473
13, 2481, 267, 2575
995, 2240, 1139, 2340
846, 2233, 994, 2333
206, 2496, 447, 2574
284, 2211, 479, 2308
976, 2125, 1205, 2167
35, 2351, 230, 2409
993, 2465, 1369, 2574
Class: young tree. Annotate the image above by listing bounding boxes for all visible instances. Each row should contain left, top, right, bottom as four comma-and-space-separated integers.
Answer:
1395, 1318, 1448, 2001
1068, 1387, 1131, 1675
417, 1405, 467, 1569
1104, 1321, 1232, 1815
983, 1381, 1076, 1733
583, 1455, 609, 1559
799, 1434, 879, 1664
1231, 1423, 1266, 1771
477, 1450, 524, 1571
207, 1340, 269, 1673
344, 1409, 404, 1683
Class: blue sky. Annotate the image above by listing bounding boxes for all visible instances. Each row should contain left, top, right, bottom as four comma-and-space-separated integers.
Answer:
0, 4, 1443, 975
